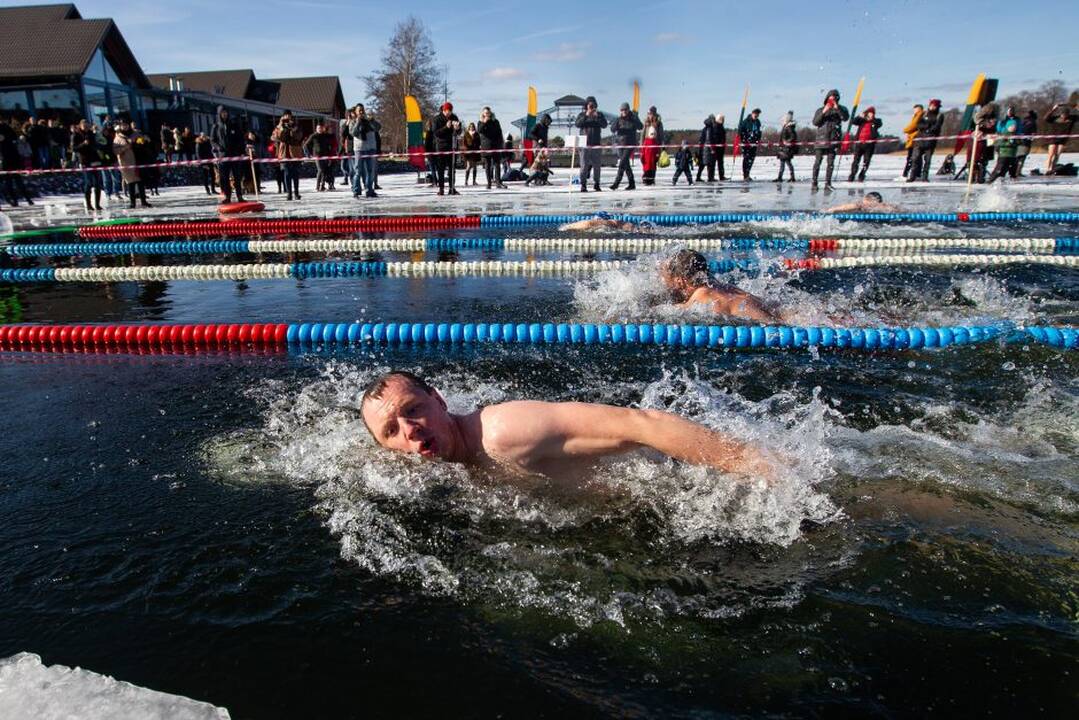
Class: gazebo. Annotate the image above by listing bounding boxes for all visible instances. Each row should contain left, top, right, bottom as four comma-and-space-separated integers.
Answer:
511, 94, 616, 142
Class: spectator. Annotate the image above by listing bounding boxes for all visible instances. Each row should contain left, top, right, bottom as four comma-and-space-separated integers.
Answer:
245, 130, 264, 193
304, 122, 337, 191
1044, 102, 1077, 174
131, 122, 159, 197
159, 122, 173, 164
195, 132, 217, 195
640, 106, 662, 186
172, 125, 183, 161
210, 105, 248, 204
112, 118, 151, 208
1016, 110, 1037, 176
987, 106, 1020, 183
27, 118, 50, 169
271, 110, 305, 200
181, 127, 196, 162
461, 122, 481, 186
348, 103, 379, 198
371, 113, 383, 191
524, 148, 552, 186
696, 114, 721, 182
431, 102, 461, 196
477, 107, 505, 190
810, 90, 849, 189
0, 119, 34, 206
529, 113, 552, 148
901, 104, 924, 177
609, 102, 642, 190
775, 111, 798, 182
936, 154, 956, 176
907, 98, 943, 182
574, 96, 607, 192
69, 118, 103, 211
340, 109, 355, 187
48, 118, 68, 168
503, 134, 515, 176
738, 108, 763, 181
99, 119, 120, 200
848, 106, 882, 182
672, 140, 693, 185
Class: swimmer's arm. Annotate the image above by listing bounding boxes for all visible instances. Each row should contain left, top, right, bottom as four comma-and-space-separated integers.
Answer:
823, 202, 859, 214
511, 402, 774, 478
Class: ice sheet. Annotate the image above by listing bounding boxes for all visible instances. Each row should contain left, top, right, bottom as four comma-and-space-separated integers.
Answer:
0, 652, 230, 720
4, 152, 1077, 230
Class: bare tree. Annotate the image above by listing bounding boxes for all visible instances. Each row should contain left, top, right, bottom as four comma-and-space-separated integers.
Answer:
362, 17, 442, 152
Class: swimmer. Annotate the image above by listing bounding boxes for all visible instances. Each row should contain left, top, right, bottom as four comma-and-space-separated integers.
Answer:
822, 191, 901, 214
361, 371, 775, 482
559, 212, 653, 232
661, 249, 784, 323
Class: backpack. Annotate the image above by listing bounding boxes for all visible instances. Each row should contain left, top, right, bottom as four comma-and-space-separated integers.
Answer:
658, 150, 670, 168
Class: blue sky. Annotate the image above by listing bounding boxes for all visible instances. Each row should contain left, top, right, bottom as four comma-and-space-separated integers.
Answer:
9, 0, 1076, 131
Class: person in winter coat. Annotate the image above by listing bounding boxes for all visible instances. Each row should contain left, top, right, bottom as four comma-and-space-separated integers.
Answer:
810, 89, 850, 189
180, 128, 196, 162
524, 148, 552, 186
69, 118, 104, 210
987, 106, 1021, 183
304, 122, 337, 191
738, 108, 763, 180
694, 114, 720, 183
574, 96, 608, 192
902, 104, 924, 177
640, 106, 662, 185
1044, 102, 1076, 174
461, 122, 481, 186
907, 98, 943, 182
502, 134, 515, 175
1016, 110, 1037, 175
0, 120, 34, 206
968, 104, 999, 183
340, 111, 355, 186
272, 110, 305, 200
477, 107, 506, 189
113, 119, 150, 208
848, 106, 882, 182
131, 123, 159, 196
529, 113, 552, 148
609, 102, 643, 190
431, 102, 462, 195
210, 106, 248, 203
195, 133, 217, 195
348, 104, 380, 198
774, 111, 798, 182
672, 140, 694, 185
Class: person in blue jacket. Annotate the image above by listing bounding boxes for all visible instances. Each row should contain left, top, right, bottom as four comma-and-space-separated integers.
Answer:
987, 106, 1021, 183
737, 108, 762, 180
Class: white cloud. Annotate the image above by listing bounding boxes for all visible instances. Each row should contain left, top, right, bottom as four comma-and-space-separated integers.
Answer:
484, 67, 525, 81
654, 32, 687, 44
533, 42, 590, 62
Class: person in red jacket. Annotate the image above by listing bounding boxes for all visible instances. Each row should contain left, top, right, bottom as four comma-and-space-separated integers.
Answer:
848, 107, 882, 182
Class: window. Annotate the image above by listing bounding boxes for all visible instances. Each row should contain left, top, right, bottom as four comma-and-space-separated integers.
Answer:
84, 49, 126, 85
84, 86, 109, 123
32, 88, 80, 114
0, 90, 30, 113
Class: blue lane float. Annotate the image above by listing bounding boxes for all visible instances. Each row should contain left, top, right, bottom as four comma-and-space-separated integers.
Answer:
479, 212, 1079, 227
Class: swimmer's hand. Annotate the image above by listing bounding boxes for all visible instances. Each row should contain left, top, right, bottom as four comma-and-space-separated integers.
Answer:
489, 401, 775, 482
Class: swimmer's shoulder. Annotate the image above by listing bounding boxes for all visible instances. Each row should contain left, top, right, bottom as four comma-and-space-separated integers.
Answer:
480, 401, 557, 449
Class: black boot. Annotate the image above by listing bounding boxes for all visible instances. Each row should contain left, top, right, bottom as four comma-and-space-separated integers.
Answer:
593, 182, 601, 192
94, 187, 103, 211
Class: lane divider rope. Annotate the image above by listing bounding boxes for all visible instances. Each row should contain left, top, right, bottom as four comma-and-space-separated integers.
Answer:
73, 212, 1079, 239
2, 255, 1076, 284
0, 322, 1073, 352
7, 237, 1078, 258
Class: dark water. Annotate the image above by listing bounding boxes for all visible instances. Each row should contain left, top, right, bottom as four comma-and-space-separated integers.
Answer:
1, 222, 1077, 718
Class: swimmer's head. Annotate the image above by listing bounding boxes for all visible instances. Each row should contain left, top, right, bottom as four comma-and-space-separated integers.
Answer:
360, 371, 454, 461
662, 249, 712, 300
865, 192, 883, 204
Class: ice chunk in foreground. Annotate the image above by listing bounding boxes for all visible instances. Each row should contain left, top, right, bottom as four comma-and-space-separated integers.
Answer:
0, 652, 230, 720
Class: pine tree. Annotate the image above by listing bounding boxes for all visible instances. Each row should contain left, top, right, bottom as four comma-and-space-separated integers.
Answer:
362, 17, 442, 153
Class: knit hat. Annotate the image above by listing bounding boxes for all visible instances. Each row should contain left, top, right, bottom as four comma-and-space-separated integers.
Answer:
826, 89, 840, 100
864, 106, 876, 114
751, 108, 761, 114
441, 102, 453, 111
585, 96, 597, 106
928, 98, 941, 108
620, 102, 630, 111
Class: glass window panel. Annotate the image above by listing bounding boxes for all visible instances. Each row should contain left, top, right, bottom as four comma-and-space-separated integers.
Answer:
104, 55, 123, 85
84, 49, 107, 83
0, 90, 31, 112
84, 86, 109, 124
111, 90, 131, 116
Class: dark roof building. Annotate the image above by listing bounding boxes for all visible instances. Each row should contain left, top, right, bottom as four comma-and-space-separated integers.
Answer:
0, 4, 344, 139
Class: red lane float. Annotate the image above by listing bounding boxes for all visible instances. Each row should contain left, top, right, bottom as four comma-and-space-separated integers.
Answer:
808, 238, 839, 252
785, 258, 823, 270
218, 201, 266, 215
0, 323, 290, 352
76, 216, 483, 239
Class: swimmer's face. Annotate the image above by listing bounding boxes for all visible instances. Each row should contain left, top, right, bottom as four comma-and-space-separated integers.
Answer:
660, 265, 692, 299
362, 377, 453, 460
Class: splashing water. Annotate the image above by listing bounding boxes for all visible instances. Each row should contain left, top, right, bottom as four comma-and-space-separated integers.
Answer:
203, 362, 844, 625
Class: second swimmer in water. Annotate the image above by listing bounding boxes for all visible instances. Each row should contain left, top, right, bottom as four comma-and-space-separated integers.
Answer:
661, 249, 785, 323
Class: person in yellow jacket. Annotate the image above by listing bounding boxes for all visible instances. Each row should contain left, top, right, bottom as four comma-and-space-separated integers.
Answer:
902, 104, 924, 177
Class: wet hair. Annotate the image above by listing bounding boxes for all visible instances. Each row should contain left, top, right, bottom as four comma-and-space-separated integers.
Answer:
866, 192, 883, 202
360, 371, 436, 437
664, 249, 712, 288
